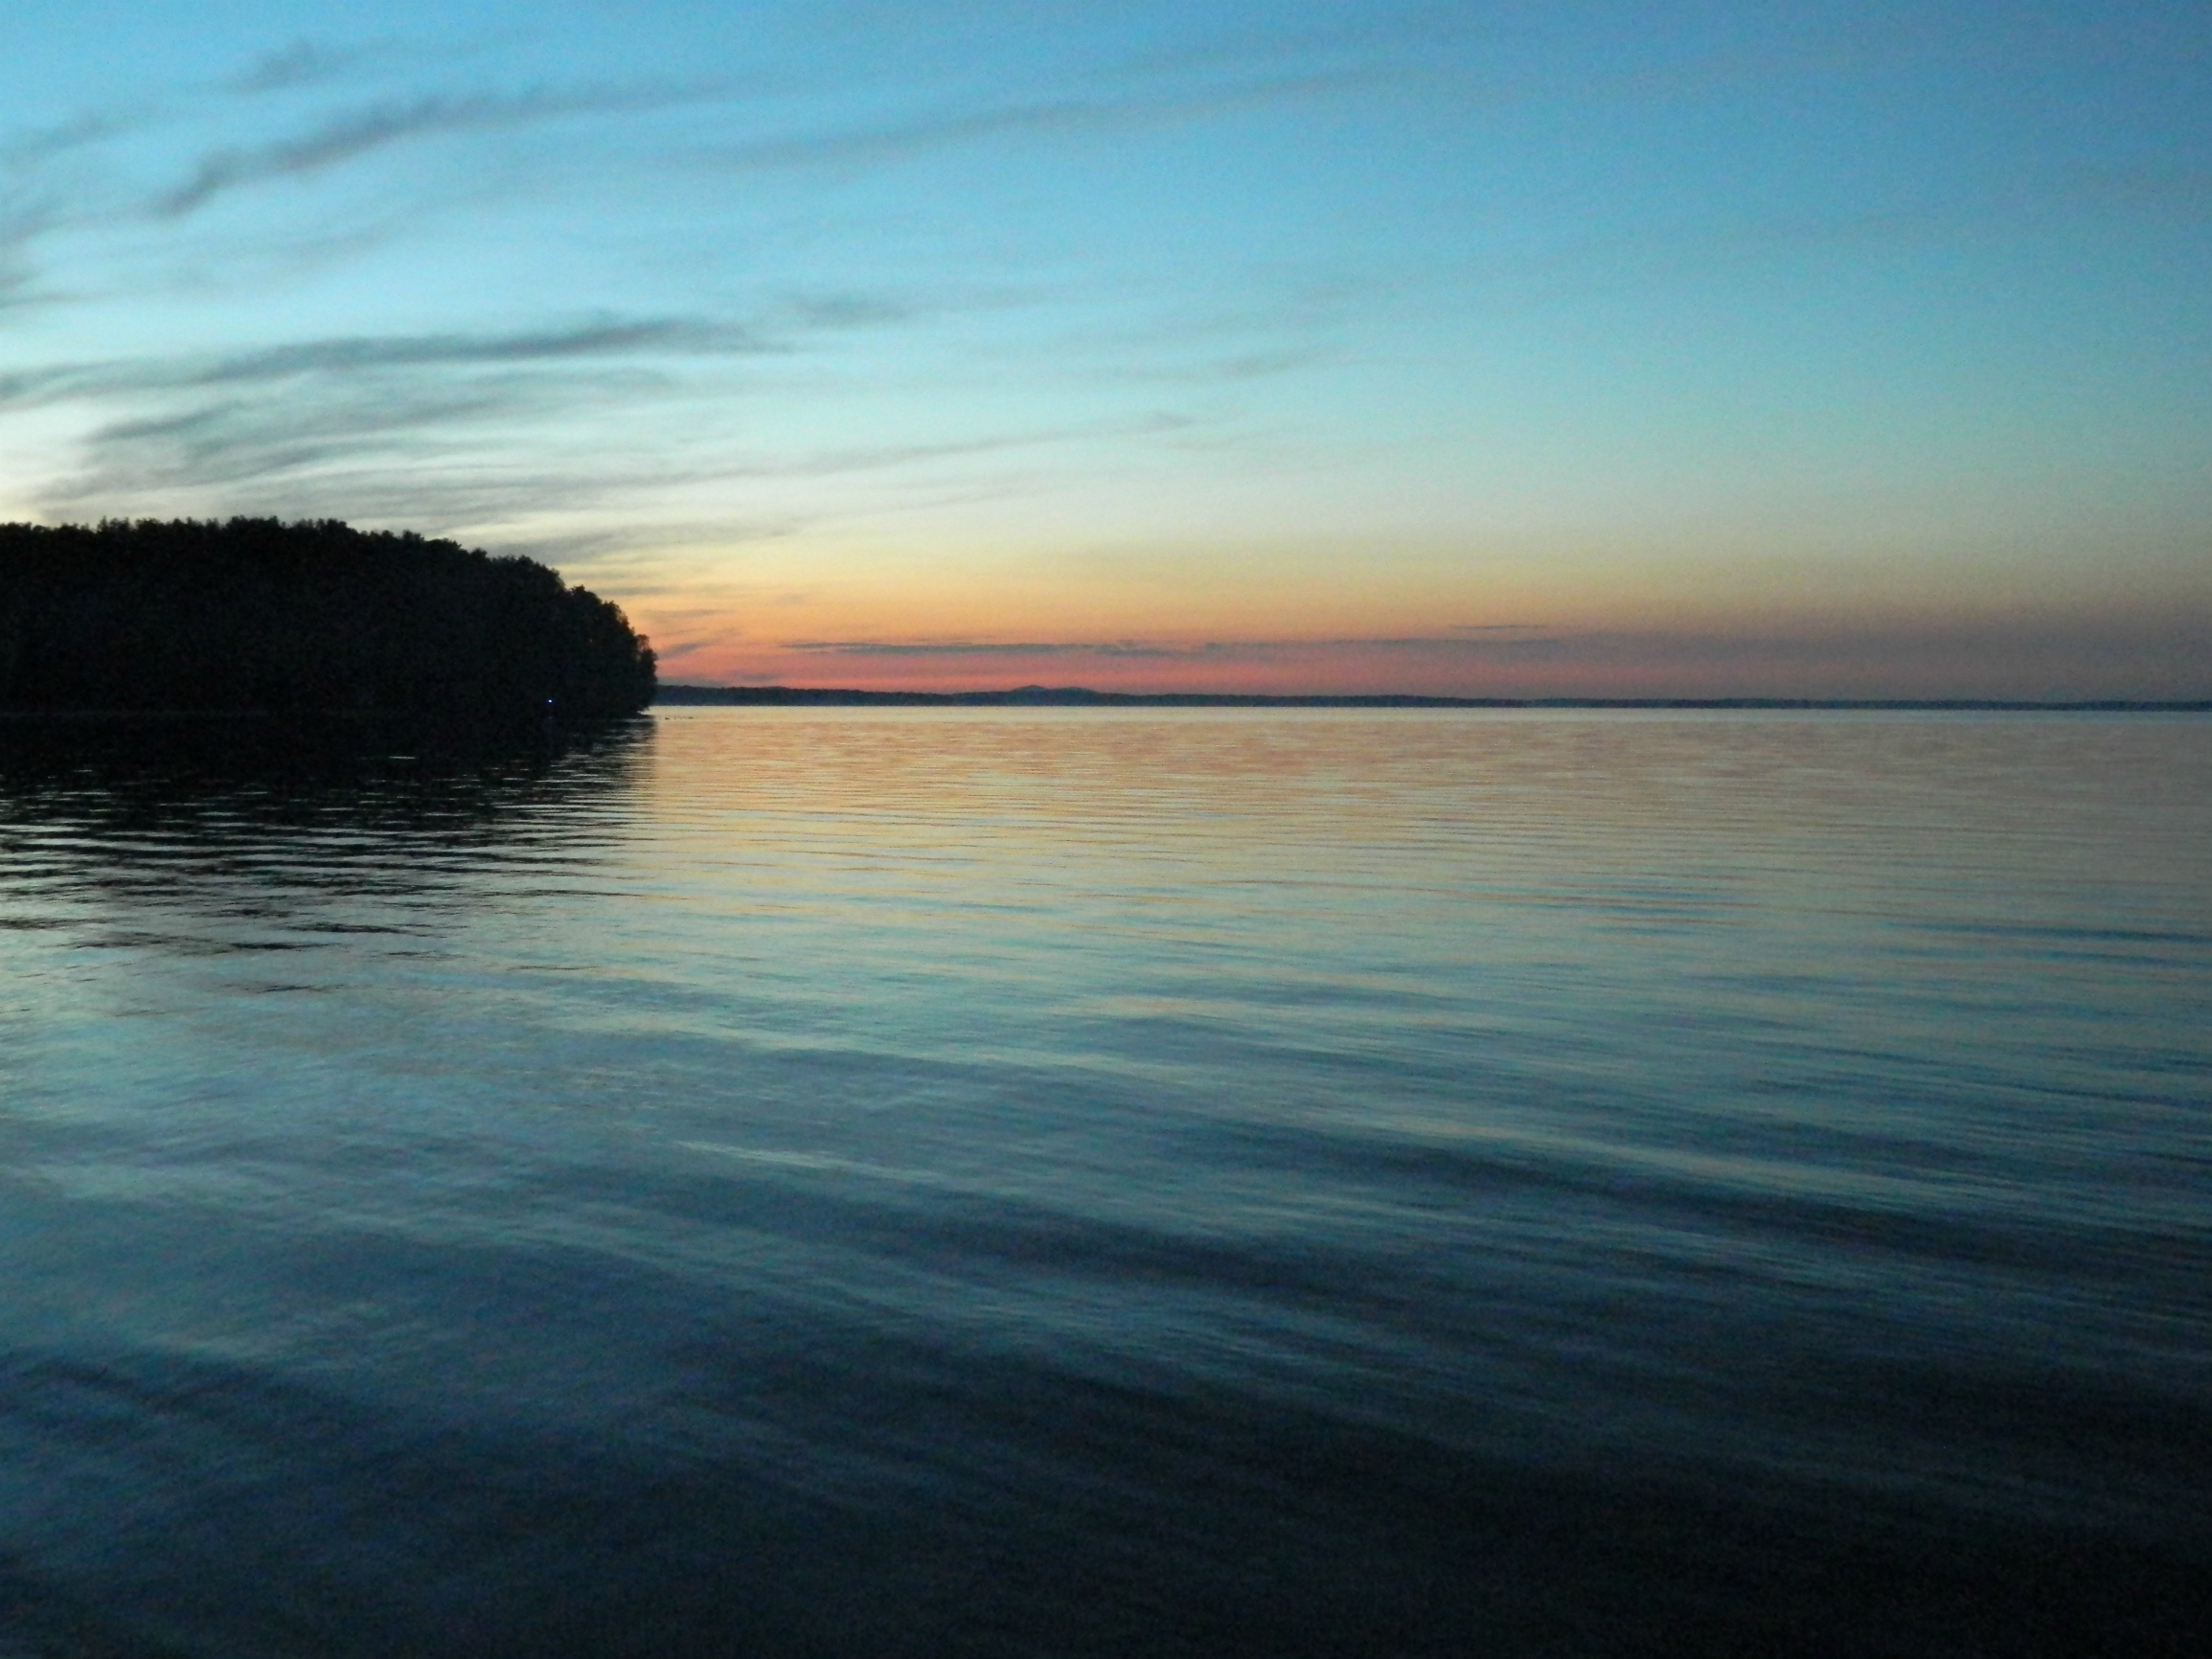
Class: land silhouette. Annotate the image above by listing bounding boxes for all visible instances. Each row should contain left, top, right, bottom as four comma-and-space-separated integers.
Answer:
0, 518, 654, 723
656, 684, 2209, 711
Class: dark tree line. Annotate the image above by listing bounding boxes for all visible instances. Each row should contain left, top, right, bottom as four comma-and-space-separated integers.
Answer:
0, 518, 655, 721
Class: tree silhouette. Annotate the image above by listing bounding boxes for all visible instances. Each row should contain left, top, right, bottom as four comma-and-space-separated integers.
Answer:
0, 518, 654, 721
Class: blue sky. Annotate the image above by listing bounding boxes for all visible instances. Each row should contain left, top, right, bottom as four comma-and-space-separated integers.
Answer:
2, 1, 2206, 693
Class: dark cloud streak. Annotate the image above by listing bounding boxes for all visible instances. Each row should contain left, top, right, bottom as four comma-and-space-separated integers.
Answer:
702, 68, 1373, 174
26, 343, 1185, 532
787, 635, 1569, 659
227, 40, 371, 96
155, 82, 717, 218
0, 36, 1365, 532
0, 317, 774, 410
787, 640, 1184, 658
2, 108, 150, 167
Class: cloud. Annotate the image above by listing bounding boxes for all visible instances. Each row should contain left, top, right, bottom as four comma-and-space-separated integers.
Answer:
778, 291, 917, 329
1079, 347, 1330, 389
17, 312, 1189, 531
787, 639, 1185, 658
23, 338, 732, 520
34, 427, 634, 530
1323, 636, 1565, 651
747, 613, 2212, 701
713, 414, 1194, 484
702, 68, 1371, 174
1, 284, 995, 522
0, 28, 1372, 535
1, 108, 150, 168
228, 40, 369, 96
45, 376, 568, 507
154, 83, 714, 217
785, 634, 1568, 659
0, 201, 52, 305
0, 316, 773, 411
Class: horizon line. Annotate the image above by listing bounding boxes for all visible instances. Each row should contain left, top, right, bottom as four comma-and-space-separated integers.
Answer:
655, 684, 2212, 712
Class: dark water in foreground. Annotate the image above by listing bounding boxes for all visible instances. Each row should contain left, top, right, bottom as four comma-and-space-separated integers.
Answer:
1, 709, 2206, 1657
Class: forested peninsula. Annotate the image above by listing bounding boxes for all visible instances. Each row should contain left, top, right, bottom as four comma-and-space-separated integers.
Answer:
0, 518, 654, 721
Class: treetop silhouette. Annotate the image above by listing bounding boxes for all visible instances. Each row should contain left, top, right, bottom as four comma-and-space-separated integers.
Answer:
0, 517, 654, 721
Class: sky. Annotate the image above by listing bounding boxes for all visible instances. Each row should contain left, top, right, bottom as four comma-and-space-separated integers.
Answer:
1, 1, 2206, 696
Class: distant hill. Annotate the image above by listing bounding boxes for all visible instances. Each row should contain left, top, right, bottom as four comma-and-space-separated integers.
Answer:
655, 683, 1521, 707
655, 684, 2209, 711
0, 518, 655, 721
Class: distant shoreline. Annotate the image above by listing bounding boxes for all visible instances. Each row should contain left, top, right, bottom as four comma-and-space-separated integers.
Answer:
656, 684, 2212, 712
7, 691, 2204, 719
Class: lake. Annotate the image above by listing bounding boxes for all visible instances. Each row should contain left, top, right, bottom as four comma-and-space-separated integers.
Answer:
2, 708, 2206, 1656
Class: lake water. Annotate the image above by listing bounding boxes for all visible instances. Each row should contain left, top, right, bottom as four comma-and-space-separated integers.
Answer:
1, 708, 2206, 1656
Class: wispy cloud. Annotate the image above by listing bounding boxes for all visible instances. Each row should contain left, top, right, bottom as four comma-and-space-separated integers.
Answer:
6, 312, 770, 520
0, 197, 54, 303
2, 108, 151, 168
713, 413, 1193, 484
0, 316, 773, 410
787, 639, 1185, 658
702, 68, 1371, 174
19, 307, 1191, 530
227, 40, 370, 96
723, 611, 2212, 699
45, 375, 576, 507
786, 633, 1569, 660
154, 82, 714, 217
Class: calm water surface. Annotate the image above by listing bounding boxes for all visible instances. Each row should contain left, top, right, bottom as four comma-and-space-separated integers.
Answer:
1, 709, 2207, 1655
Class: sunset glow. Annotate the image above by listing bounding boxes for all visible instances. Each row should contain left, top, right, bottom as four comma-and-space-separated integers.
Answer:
2, 3, 2206, 696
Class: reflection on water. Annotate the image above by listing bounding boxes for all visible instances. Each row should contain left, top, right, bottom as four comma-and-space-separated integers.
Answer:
1, 710, 2207, 1656
0, 716, 647, 941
